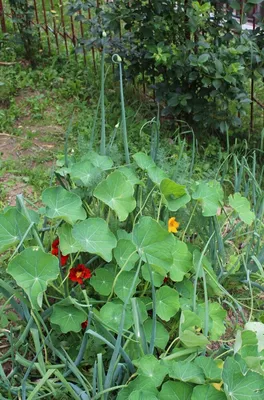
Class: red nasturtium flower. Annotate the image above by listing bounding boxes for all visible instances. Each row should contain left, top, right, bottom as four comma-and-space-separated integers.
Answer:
163, 276, 169, 284
69, 264, 92, 284
51, 237, 69, 266
168, 217, 180, 233
81, 320, 88, 329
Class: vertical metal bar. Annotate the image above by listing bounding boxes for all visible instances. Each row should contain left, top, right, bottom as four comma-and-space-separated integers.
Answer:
79, 10, 86, 65
59, 0, 69, 57
33, 0, 42, 47
88, 8, 96, 70
0, 0, 7, 33
41, 0, 51, 55
250, 6, 256, 138
50, 0, 59, 54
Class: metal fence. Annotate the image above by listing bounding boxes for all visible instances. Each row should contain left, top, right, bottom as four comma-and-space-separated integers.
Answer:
0, 0, 263, 134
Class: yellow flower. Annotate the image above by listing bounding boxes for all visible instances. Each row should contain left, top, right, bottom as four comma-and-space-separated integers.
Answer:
212, 382, 223, 391
168, 217, 180, 233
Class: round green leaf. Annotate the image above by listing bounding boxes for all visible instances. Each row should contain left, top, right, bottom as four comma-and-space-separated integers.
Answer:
129, 390, 158, 400
191, 384, 226, 400
82, 151, 113, 170
51, 297, 86, 333
144, 319, 169, 349
70, 160, 101, 186
114, 239, 139, 271
194, 357, 222, 382
132, 216, 173, 271
114, 271, 140, 302
223, 357, 264, 399
7, 247, 60, 309
147, 166, 168, 185
94, 171, 136, 221
72, 218, 117, 262
118, 166, 142, 186
57, 223, 82, 255
136, 355, 168, 387
159, 381, 193, 400
133, 152, 156, 170
142, 264, 165, 287
160, 179, 191, 211
192, 181, 224, 216
99, 302, 133, 331
169, 238, 193, 282
197, 303, 226, 341
90, 268, 114, 296
229, 193, 255, 225
0, 208, 31, 252
42, 186, 86, 225
156, 286, 180, 321
168, 360, 205, 384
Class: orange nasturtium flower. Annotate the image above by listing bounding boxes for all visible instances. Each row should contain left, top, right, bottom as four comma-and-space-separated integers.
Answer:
168, 217, 180, 233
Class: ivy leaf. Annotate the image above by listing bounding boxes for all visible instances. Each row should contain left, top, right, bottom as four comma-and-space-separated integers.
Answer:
135, 355, 168, 387
144, 319, 169, 349
229, 193, 255, 225
191, 385, 227, 400
114, 271, 140, 302
99, 302, 133, 331
192, 181, 224, 216
57, 223, 82, 255
169, 238, 193, 282
7, 248, 59, 310
132, 216, 173, 271
133, 152, 156, 170
114, 239, 139, 271
158, 381, 193, 400
50, 297, 86, 333
160, 179, 191, 211
168, 360, 205, 384
42, 186, 86, 225
94, 171, 136, 221
70, 160, 101, 186
0, 208, 31, 252
223, 357, 264, 399
90, 268, 115, 296
72, 218, 117, 262
156, 286, 180, 321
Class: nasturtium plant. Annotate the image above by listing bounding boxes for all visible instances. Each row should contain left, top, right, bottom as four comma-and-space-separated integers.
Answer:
169, 238, 193, 282
132, 216, 173, 270
133, 152, 156, 170
42, 186, 86, 224
114, 239, 139, 271
7, 247, 59, 309
72, 217, 117, 262
94, 171, 136, 221
114, 271, 140, 302
160, 178, 191, 211
90, 268, 115, 296
158, 381, 193, 400
191, 384, 226, 400
50, 297, 87, 333
57, 223, 82, 255
156, 286, 180, 321
229, 193, 255, 225
99, 302, 133, 331
143, 319, 169, 349
135, 355, 168, 387
82, 151, 113, 170
0, 208, 31, 252
70, 160, 101, 187
192, 181, 224, 216
167, 360, 205, 384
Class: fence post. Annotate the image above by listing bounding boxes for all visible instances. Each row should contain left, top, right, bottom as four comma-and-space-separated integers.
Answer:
0, 0, 7, 33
